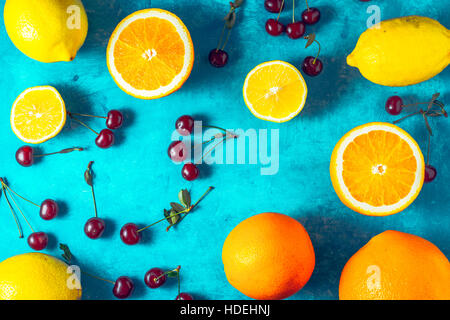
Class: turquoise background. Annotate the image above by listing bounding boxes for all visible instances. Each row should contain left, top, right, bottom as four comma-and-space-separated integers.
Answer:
0, 0, 449, 300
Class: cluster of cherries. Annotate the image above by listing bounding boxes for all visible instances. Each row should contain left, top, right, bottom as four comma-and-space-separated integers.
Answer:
68, 109, 123, 149
265, 0, 323, 76
265, 0, 320, 38
168, 115, 199, 181
168, 116, 237, 181
0, 178, 59, 251
145, 266, 194, 300
386, 94, 447, 183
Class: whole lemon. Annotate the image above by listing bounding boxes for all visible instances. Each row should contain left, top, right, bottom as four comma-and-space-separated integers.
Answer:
4, 0, 88, 62
0, 253, 82, 300
347, 16, 450, 86
339, 230, 450, 300
222, 213, 315, 300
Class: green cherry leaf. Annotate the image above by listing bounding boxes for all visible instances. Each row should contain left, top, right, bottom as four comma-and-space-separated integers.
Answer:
170, 202, 185, 213
181, 189, 191, 208
59, 243, 73, 263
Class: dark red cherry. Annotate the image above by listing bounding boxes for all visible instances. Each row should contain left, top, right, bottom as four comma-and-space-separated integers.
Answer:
39, 199, 59, 220
182, 163, 199, 181
16, 146, 34, 167
120, 223, 140, 245
168, 141, 188, 162
286, 21, 305, 39
302, 56, 323, 76
385, 96, 404, 115
95, 129, 115, 149
84, 217, 106, 239
265, 19, 285, 36
209, 49, 228, 68
27, 232, 48, 250
144, 268, 167, 289
424, 165, 437, 183
106, 110, 123, 130
176, 115, 195, 136
176, 293, 194, 300
302, 8, 321, 25
264, 0, 284, 13
113, 276, 134, 299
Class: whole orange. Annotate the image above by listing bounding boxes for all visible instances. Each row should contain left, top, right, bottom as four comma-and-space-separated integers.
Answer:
222, 212, 315, 300
339, 230, 450, 300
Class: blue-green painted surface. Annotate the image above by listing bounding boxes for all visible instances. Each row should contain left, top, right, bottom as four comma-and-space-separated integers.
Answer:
0, 0, 449, 300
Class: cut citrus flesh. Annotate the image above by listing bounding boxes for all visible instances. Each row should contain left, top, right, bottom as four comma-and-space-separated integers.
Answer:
243, 61, 307, 123
107, 9, 194, 99
11, 86, 66, 144
330, 122, 424, 216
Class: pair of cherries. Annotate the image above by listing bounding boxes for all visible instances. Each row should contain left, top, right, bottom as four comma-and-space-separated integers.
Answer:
145, 266, 194, 300
168, 115, 200, 181
68, 110, 123, 149
24, 199, 59, 251
0, 178, 59, 251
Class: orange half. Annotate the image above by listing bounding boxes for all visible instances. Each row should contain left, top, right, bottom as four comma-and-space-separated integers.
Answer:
107, 9, 194, 99
330, 122, 425, 216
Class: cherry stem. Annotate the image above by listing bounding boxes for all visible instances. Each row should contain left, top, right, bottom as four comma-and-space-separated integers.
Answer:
305, 35, 321, 64
167, 187, 214, 232
221, 29, 232, 51
81, 270, 115, 285
137, 186, 214, 233
277, 0, 285, 21
305, 0, 310, 10
426, 132, 431, 165
177, 266, 181, 296
68, 112, 106, 119
1, 182, 23, 238
35, 147, 84, 158
216, 24, 226, 51
203, 125, 237, 137
86, 162, 98, 218
0, 180, 35, 233
393, 94, 445, 126
68, 114, 99, 135
154, 265, 181, 282
292, 0, 296, 23
0, 178, 40, 207
138, 209, 189, 233
393, 110, 422, 124
217, 4, 236, 51
201, 134, 237, 162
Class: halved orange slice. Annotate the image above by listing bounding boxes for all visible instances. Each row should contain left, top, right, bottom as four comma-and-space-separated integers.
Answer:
243, 61, 307, 123
11, 86, 66, 144
330, 122, 425, 216
107, 9, 194, 99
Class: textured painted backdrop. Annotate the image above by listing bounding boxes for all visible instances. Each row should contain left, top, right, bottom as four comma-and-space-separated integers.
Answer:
0, 0, 449, 300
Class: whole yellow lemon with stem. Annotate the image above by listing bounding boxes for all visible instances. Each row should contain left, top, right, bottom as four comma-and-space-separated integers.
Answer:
347, 16, 450, 86
339, 230, 450, 300
3, 0, 88, 62
0, 253, 82, 300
